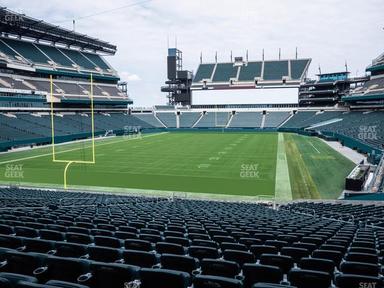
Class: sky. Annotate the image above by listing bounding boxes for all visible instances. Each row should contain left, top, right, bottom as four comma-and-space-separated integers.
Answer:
2, 0, 384, 106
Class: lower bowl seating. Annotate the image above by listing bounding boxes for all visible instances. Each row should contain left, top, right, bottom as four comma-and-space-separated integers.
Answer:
0, 188, 384, 288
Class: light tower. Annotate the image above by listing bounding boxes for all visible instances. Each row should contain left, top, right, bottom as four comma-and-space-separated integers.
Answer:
161, 48, 193, 106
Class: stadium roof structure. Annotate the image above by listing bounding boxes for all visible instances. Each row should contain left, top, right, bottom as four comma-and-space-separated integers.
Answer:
315, 71, 350, 77
191, 58, 311, 90
366, 52, 384, 73
341, 52, 384, 108
0, 7, 116, 54
299, 71, 351, 86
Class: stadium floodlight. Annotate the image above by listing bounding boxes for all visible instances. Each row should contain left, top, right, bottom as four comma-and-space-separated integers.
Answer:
50, 74, 96, 189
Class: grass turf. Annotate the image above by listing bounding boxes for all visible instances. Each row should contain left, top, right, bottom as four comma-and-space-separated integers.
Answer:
285, 133, 356, 199
0, 132, 355, 199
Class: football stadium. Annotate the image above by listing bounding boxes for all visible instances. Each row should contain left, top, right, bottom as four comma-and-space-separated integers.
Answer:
0, 1, 383, 288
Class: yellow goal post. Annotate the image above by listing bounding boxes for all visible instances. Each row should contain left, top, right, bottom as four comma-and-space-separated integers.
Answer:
50, 74, 96, 189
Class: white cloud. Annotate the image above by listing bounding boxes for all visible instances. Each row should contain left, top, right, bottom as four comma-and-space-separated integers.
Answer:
3, 0, 384, 106
120, 71, 141, 82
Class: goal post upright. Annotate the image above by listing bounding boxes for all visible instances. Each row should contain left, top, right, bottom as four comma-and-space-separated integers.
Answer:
50, 73, 96, 189
50, 75, 56, 161
90, 73, 96, 164
214, 104, 227, 132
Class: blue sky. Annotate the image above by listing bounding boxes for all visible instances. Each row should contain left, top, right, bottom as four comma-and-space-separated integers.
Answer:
3, 0, 384, 106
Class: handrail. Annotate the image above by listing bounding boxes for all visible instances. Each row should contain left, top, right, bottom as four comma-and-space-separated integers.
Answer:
0, 197, 50, 200
58, 197, 99, 206
279, 206, 316, 217
368, 155, 384, 192
279, 205, 359, 225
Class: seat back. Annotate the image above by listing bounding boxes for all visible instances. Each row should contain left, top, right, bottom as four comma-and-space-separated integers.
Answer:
140, 268, 190, 288
94, 236, 121, 248
14, 226, 38, 238
221, 242, 248, 252
160, 254, 198, 273
242, 264, 283, 288
250, 245, 278, 259
4, 251, 44, 275
156, 242, 184, 255
88, 246, 121, 262
189, 246, 220, 260
340, 261, 379, 276
298, 257, 335, 275
124, 239, 152, 251
288, 268, 331, 288
280, 247, 309, 263
0, 273, 38, 287
201, 259, 240, 278
259, 254, 293, 274
45, 256, 90, 282
39, 230, 65, 241
122, 249, 158, 268
54, 242, 87, 258
223, 250, 255, 267
345, 252, 378, 264
66, 233, 92, 245
312, 249, 343, 265
0, 235, 23, 249
193, 275, 242, 288
89, 262, 140, 288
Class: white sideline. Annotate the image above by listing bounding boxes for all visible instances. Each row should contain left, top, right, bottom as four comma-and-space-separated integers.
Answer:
0, 132, 168, 165
275, 133, 292, 201
309, 141, 320, 154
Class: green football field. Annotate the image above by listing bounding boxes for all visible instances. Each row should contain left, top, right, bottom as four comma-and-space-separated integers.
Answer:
0, 132, 355, 200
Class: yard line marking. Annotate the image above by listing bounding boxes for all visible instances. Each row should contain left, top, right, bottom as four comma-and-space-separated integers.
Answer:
198, 164, 210, 168
0, 132, 168, 165
309, 141, 320, 154
209, 157, 220, 161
